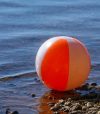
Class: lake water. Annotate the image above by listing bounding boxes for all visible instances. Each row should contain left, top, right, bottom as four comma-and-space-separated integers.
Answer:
0, 0, 100, 82
0, 0, 100, 114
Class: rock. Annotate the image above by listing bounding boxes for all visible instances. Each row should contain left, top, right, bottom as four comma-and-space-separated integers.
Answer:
48, 102, 55, 107
88, 85, 94, 90
71, 103, 82, 111
91, 83, 97, 86
97, 111, 100, 114
6, 109, 19, 114
12, 111, 19, 114
50, 107, 59, 112
97, 105, 100, 108
82, 106, 87, 111
86, 102, 92, 108
50, 103, 61, 111
31, 93, 36, 97
88, 92, 97, 99
53, 111, 60, 114
48, 83, 100, 114
67, 98, 72, 102
58, 99, 65, 104
63, 106, 70, 112
89, 107, 97, 110
81, 83, 89, 90
64, 101, 71, 106
91, 111, 97, 114
87, 110, 93, 114
6, 109, 10, 114
69, 110, 80, 114
96, 85, 100, 90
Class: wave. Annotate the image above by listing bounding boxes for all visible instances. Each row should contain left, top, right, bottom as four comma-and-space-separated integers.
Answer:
0, 71, 37, 82
0, 63, 99, 81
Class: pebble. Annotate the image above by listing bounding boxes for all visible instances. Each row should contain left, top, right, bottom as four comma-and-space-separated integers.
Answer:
71, 103, 82, 111
49, 83, 100, 114
82, 106, 87, 110
53, 111, 60, 114
81, 83, 89, 90
97, 111, 100, 114
11, 111, 19, 114
6, 109, 19, 114
89, 107, 98, 110
64, 101, 71, 106
91, 83, 97, 86
69, 110, 80, 114
50, 103, 61, 111
67, 98, 72, 102
58, 99, 65, 104
6, 109, 10, 114
31, 93, 36, 97
92, 111, 97, 114
63, 106, 70, 112
86, 102, 92, 108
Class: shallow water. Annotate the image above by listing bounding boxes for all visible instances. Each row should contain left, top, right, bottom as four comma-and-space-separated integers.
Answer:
0, 0, 100, 113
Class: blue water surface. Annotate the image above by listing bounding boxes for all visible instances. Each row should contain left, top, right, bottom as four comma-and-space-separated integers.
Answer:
0, 0, 100, 83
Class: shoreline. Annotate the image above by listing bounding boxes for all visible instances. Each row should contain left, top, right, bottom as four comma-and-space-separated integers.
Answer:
0, 73, 99, 114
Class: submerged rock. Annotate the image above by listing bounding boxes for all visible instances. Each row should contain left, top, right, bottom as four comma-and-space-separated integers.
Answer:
6, 109, 19, 114
31, 93, 36, 97
11, 111, 19, 114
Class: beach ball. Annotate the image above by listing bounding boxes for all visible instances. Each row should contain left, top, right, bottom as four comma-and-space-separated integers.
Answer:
35, 36, 91, 91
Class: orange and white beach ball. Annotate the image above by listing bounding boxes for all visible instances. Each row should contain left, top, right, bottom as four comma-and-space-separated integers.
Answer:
35, 36, 91, 91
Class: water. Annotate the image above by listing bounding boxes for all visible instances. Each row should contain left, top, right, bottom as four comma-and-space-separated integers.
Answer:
0, 0, 100, 83
0, 1, 100, 113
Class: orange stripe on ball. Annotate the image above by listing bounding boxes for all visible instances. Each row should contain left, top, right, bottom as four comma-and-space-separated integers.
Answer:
41, 38, 69, 91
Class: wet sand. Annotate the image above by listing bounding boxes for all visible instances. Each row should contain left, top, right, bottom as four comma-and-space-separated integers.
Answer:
0, 73, 99, 114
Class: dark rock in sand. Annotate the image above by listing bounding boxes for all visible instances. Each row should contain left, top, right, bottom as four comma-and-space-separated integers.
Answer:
82, 106, 87, 111
79, 83, 89, 90
64, 101, 71, 106
71, 103, 82, 111
86, 102, 93, 108
63, 106, 70, 112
